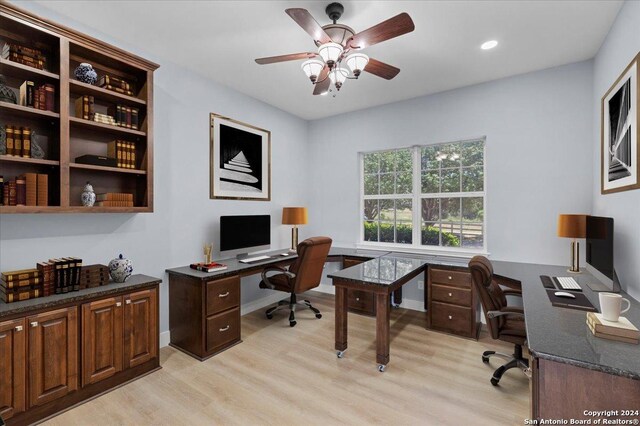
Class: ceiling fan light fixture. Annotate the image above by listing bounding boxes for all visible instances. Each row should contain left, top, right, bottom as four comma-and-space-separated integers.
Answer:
318, 42, 343, 67
345, 53, 369, 77
329, 67, 349, 90
301, 59, 325, 82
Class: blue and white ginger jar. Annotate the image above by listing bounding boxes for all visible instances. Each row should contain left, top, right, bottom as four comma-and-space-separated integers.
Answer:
81, 182, 96, 207
109, 254, 133, 283
74, 63, 98, 85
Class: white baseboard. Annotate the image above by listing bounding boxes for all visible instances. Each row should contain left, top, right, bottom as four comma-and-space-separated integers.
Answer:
240, 292, 287, 316
160, 330, 170, 348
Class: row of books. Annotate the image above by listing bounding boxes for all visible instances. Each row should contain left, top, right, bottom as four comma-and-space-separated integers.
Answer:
2, 42, 48, 71
109, 105, 140, 130
3, 125, 34, 158
19, 81, 55, 112
74, 96, 140, 130
95, 192, 134, 207
586, 312, 639, 344
0, 173, 48, 206
107, 140, 137, 169
99, 75, 136, 96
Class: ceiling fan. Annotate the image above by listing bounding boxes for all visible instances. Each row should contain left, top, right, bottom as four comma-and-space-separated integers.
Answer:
255, 3, 415, 96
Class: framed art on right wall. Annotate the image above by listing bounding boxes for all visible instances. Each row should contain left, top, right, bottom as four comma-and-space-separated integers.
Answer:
601, 52, 640, 194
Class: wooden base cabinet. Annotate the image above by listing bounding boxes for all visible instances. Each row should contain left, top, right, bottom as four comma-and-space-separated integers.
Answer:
123, 289, 158, 369
0, 318, 26, 420
82, 297, 123, 386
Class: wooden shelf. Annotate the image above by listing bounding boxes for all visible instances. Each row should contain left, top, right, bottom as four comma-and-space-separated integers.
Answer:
69, 116, 146, 137
0, 206, 152, 214
70, 163, 147, 175
0, 101, 59, 120
0, 57, 59, 81
69, 79, 146, 106
0, 155, 59, 166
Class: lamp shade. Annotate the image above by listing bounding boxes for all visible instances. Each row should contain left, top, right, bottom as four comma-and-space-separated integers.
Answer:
282, 207, 308, 225
318, 42, 343, 64
557, 214, 587, 238
329, 67, 349, 85
345, 53, 369, 74
301, 59, 324, 80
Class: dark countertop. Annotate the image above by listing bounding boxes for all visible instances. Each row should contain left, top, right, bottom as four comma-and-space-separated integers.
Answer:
327, 253, 430, 286
492, 261, 640, 380
0, 274, 161, 319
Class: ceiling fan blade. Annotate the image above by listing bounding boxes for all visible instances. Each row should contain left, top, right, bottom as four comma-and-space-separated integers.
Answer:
313, 66, 331, 95
285, 8, 333, 45
347, 13, 415, 50
364, 58, 400, 80
255, 52, 318, 65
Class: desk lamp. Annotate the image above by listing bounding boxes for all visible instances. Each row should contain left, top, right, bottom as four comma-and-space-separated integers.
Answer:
282, 207, 308, 252
557, 214, 586, 273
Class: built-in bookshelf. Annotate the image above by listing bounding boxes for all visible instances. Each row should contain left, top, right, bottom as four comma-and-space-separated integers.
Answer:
0, 4, 158, 213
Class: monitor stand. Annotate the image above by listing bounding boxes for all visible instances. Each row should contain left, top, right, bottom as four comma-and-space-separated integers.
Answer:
586, 269, 621, 293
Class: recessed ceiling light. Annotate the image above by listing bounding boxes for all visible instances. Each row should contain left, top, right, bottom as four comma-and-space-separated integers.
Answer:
481, 40, 498, 50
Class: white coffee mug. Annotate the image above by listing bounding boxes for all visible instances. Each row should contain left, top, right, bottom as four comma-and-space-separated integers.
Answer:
599, 293, 631, 322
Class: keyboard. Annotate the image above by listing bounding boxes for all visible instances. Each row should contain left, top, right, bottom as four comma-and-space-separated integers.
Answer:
555, 276, 582, 291
239, 255, 271, 264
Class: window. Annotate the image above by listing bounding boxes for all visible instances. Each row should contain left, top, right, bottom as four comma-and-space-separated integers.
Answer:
361, 139, 485, 252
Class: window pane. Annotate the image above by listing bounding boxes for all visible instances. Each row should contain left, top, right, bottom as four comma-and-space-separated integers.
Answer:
364, 152, 380, 173
363, 199, 379, 221
380, 173, 394, 195
421, 222, 440, 246
421, 170, 439, 193
395, 199, 412, 222
461, 141, 484, 167
380, 221, 394, 242
462, 197, 483, 222
439, 144, 461, 169
441, 197, 460, 221
462, 223, 483, 248
440, 222, 461, 247
364, 174, 379, 195
396, 171, 412, 194
462, 166, 484, 192
396, 222, 412, 244
380, 151, 395, 173
380, 200, 394, 221
364, 220, 379, 242
441, 168, 461, 192
421, 145, 440, 171
396, 149, 412, 171
421, 198, 439, 222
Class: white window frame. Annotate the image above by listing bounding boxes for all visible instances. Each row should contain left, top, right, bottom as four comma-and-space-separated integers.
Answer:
358, 138, 488, 258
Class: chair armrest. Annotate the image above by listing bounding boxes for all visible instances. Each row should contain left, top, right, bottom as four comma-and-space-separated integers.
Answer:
494, 273, 522, 291
487, 310, 525, 320
260, 266, 296, 289
502, 289, 523, 297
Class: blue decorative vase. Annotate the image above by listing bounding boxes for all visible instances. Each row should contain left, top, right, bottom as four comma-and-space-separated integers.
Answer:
74, 63, 98, 85
81, 182, 96, 207
109, 254, 133, 283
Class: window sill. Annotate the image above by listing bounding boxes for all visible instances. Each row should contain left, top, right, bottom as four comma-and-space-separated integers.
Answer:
356, 242, 489, 260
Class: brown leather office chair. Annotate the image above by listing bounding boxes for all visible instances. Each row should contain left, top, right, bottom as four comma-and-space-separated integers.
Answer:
468, 256, 529, 386
259, 236, 332, 327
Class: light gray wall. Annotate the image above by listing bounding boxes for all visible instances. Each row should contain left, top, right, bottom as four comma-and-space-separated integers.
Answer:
0, 3, 310, 335
592, 0, 640, 300
308, 61, 594, 304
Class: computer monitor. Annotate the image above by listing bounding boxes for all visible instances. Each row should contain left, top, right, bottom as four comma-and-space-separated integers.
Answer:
585, 215, 620, 292
220, 215, 270, 257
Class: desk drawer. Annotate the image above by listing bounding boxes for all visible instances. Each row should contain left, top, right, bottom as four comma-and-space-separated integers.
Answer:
347, 289, 375, 316
206, 275, 240, 315
430, 301, 472, 336
430, 268, 471, 288
343, 258, 364, 269
431, 284, 472, 306
206, 307, 240, 353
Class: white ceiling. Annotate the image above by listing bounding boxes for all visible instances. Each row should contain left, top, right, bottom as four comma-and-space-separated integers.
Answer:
26, 0, 622, 120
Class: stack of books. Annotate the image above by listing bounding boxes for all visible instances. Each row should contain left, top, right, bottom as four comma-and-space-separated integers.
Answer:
79, 264, 109, 289
190, 262, 228, 273
95, 192, 134, 207
108, 105, 140, 130
99, 75, 135, 96
93, 112, 116, 126
1, 173, 48, 207
1, 268, 43, 303
2, 42, 47, 70
107, 140, 137, 169
4, 125, 35, 158
586, 312, 639, 344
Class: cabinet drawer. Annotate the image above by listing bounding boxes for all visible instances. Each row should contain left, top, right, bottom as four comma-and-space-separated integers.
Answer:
206, 308, 240, 354
347, 289, 375, 316
430, 268, 471, 288
431, 284, 472, 306
206, 275, 240, 315
430, 301, 472, 336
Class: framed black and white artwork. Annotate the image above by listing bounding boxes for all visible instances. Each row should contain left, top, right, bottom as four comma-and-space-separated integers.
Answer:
210, 113, 271, 201
601, 53, 639, 194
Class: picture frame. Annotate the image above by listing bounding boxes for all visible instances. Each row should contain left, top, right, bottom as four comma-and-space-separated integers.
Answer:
601, 52, 640, 194
210, 113, 271, 201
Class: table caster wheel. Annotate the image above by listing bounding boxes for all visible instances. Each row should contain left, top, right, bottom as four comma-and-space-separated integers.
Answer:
336, 351, 345, 358
315, 313, 322, 319
378, 364, 386, 372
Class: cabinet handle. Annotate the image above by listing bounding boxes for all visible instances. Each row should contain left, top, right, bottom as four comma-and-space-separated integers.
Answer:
15, 325, 23, 332
356, 297, 360, 301
448, 276, 452, 280
219, 325, 230, 332
448, 315, 453, 320
218, 292, 230, 298
116, 302, 122, 307
448, 293, 452, 297
125, 299, 131, 304
30, 321, 38, 327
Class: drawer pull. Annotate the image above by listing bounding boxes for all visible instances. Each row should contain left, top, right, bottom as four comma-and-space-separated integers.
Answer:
116, 302, 122, 307
218, 292, 230, 298
448, 315, 453, 320
30, 321, 38, 327
448, 293, 452, 297
15, 325, 23, 332
356, 297, 360, 301
125, 299, 131, 305
219, 325, 230, 332
448, 276, 452, 280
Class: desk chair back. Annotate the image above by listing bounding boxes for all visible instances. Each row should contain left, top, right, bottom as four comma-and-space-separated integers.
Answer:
469, 256, 508, 340
289, 236, 332, 293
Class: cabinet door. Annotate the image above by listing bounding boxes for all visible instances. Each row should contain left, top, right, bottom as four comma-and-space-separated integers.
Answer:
82, 296, 123, 386
124, 288, 157, 369
28, 307, 78, 407
0, 318, 26, 419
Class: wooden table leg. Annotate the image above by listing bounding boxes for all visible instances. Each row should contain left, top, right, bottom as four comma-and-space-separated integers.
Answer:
376, 292, 391, 370
335, 285, 348, 353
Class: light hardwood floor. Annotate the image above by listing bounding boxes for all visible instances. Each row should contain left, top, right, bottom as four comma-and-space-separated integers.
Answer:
44, 292, 529, 425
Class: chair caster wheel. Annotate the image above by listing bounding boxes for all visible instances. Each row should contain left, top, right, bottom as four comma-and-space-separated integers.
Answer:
289, 320, 297, 327
482, 355, 490, 364
266, 313, 273, 320
315, 313, 322, 319
378, 364, 386, 372
336, 351, 345, 358
490, 377, 499, 386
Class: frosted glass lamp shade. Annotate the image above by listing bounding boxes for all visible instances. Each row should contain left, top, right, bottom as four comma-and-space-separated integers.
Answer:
301, 59, 324, 81
345, 53, 369, 76
318, 42, 343, 65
